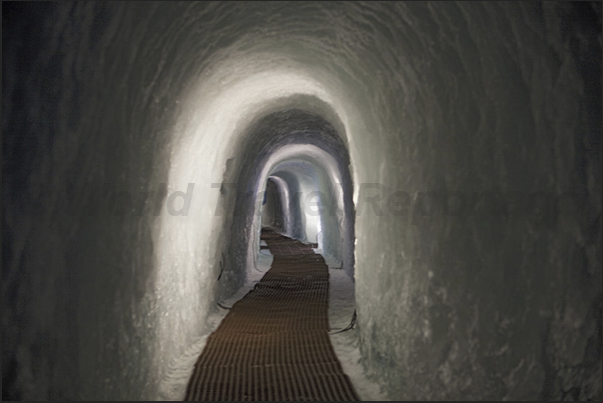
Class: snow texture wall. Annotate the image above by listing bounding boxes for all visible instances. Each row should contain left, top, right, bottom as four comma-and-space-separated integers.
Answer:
3, 2, 601, 400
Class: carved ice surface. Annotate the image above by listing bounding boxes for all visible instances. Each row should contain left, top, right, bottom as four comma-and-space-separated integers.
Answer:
3, 2, 600, 400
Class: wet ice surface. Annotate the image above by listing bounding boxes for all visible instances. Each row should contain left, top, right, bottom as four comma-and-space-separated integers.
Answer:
156, 249, 387, 401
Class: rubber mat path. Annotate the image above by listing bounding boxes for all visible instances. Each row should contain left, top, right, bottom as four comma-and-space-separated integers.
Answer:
185, 228, 360, 401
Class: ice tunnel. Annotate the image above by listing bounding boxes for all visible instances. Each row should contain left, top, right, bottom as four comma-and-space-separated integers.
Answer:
3, 2, 601, 400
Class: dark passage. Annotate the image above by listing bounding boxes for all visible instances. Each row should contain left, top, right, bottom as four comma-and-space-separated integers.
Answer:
185, 229, 359, 401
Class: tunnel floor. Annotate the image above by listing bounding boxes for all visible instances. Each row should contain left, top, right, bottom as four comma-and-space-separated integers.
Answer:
184, 228, 360, 401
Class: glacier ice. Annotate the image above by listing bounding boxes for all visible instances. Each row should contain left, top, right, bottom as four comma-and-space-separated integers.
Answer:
3, 2, 601, 400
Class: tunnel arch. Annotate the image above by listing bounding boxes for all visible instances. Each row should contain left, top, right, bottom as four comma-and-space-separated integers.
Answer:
215, 107, 356, 301
5, 2, 600, 400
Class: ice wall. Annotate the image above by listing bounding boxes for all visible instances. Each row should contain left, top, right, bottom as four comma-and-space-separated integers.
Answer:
3, 1, 601, 400
348, 4, 602, 400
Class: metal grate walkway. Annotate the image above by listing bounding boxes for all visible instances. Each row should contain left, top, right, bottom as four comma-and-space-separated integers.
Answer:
184, 228, 359, 401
